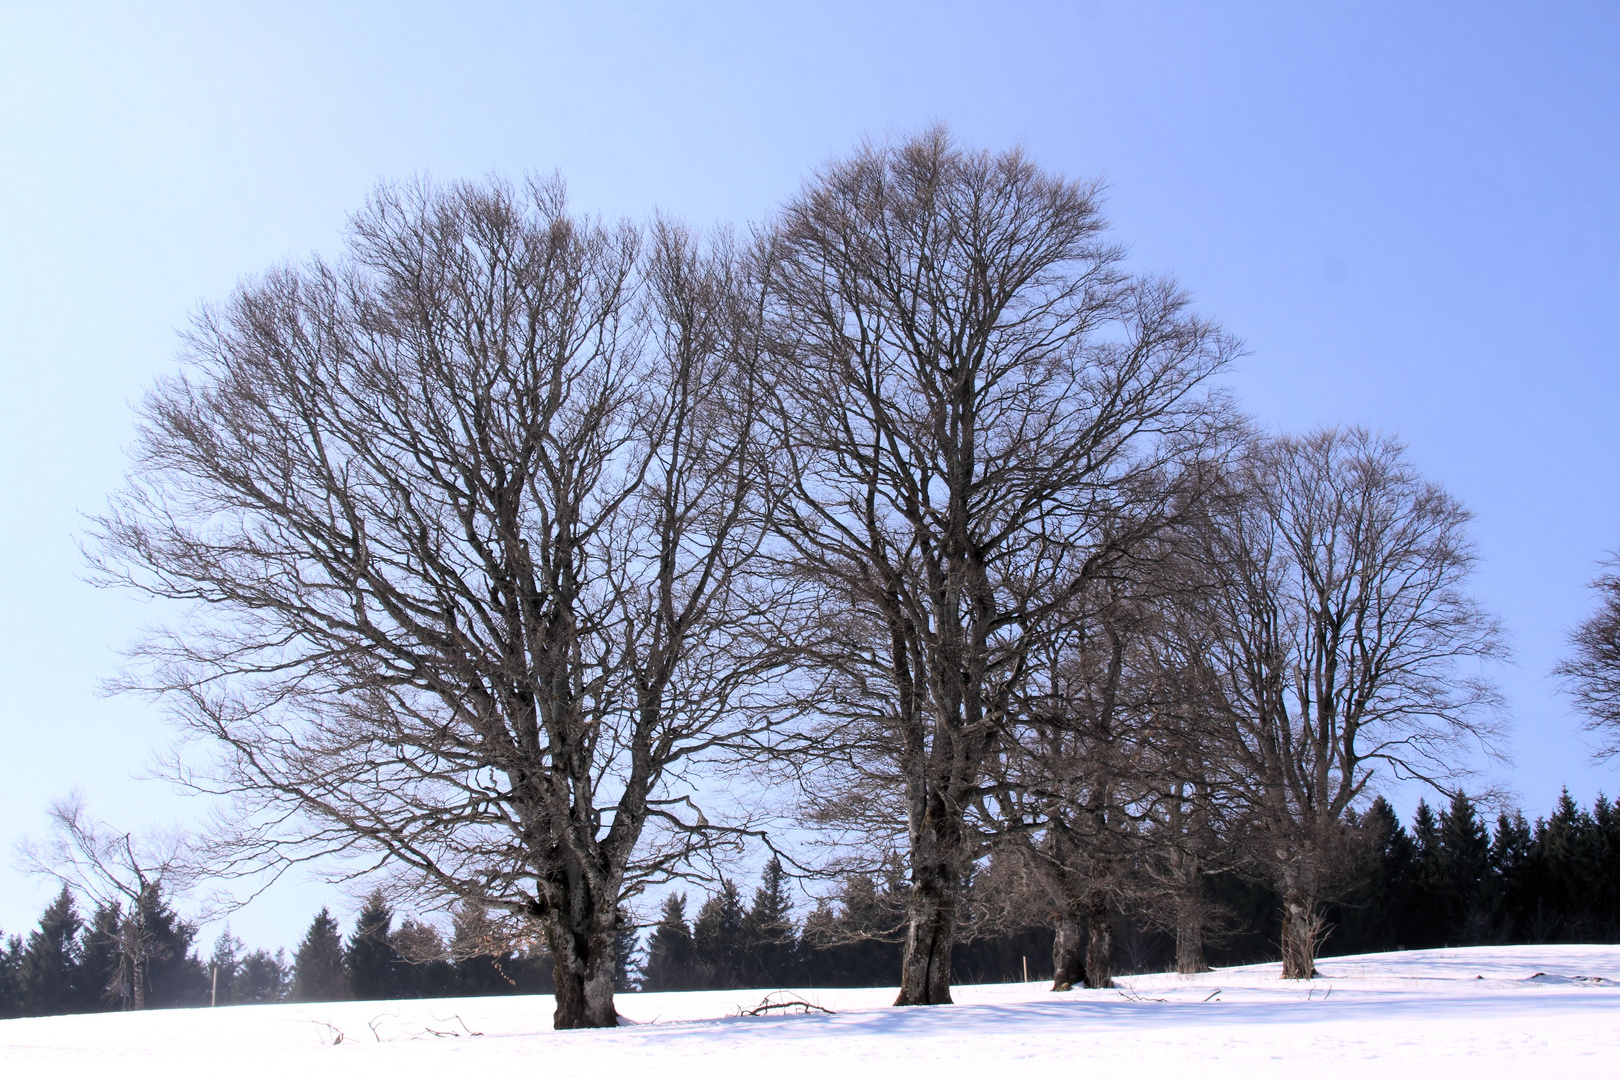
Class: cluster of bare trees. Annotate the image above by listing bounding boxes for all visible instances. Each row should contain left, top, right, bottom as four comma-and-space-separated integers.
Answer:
90, 130, 1505, 1027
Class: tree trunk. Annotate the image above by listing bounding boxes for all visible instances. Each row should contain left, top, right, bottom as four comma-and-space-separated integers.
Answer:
544, 908, 619, 1029
1175, 914, 1208, 975
1082, 894, 1113, 989
894, 859, 957, 1006
1051, 910, 1084, 990
1279, 890, 1321, 980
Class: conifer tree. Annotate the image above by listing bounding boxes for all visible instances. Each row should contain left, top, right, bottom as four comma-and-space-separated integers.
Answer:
74, 902, 122, 1012
346, 891, 399, 1001
1489, 811, 1535, 940
614, 907, 640, 992
390, 919, 454, 999
1337, 798, 1415, 953
210, 928, 243, 1006
234, 948, 291, 1004
1592, 795, 1620, 937
1436, 794, 1493, 943
19, 887, 81, 1017
740, 859, 798, 988
641, 894, 698, 991
138, 886, 209, 1009
451, 902, 514, 996
0, 933, 23, 1019
692, 879, 746, 988
1539, 789, 1592, 935
292, 908, 350, 1002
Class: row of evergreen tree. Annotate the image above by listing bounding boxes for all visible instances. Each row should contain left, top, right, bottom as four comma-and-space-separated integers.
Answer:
3, 789, 1616, 1017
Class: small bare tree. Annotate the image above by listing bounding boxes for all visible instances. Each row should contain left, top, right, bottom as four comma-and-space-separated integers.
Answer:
760, 129, 1236, 1005
1554, 557, 1620, 760
91, 179, 784, 1028
1183, 428, 1505, 978
17, 793, 194, 1010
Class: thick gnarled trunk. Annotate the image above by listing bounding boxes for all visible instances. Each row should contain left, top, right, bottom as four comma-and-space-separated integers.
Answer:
1051, 911, 1084, 990
1082, 893, 1113, 989
1279, 890, 1322, 980
543, 903, 620, 1028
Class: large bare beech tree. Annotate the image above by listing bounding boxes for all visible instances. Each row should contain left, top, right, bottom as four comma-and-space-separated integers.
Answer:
92, 179, 782, 1028
760, 130, 1235, 1005
1184, 428, 1505, 978
1554, 557, 1620, 760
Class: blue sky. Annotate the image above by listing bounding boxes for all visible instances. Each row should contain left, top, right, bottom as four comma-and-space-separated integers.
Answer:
1, 1, 1616, 950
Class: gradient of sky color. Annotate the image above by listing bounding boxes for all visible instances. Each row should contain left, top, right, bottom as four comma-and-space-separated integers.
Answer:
1, 1, 1616, 951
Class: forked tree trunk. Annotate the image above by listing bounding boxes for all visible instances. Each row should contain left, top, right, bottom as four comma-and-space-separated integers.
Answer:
543, 906, 620, 1028
1082, 894, 1113, 989
1279, 890, 1322, 980
1051, 911, 1084, 990
894, 861, 958, 1006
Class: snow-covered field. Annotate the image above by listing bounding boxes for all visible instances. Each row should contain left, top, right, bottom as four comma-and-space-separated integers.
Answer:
3, 945, 1616, 1077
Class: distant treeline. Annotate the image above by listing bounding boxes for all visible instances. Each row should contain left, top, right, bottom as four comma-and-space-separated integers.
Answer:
3, 788, 1616, 1018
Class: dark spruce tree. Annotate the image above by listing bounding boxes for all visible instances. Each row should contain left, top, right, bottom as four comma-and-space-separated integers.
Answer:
346, 891, 399, 1001
692, 879, 746, 988
641, 895, 699, 992
1436, 793, 1495, 944
1488, 810, 1536, 941
74, 903, 123, 1012
139, 886, 210, 1009
615, 907, 640, 992
740, 859, 799, 988
19, 887, 82, 1017
0, 933, 23, 1019
390, 919, 455, 999
292, 908, 350, 1002
209, 928, 243, 1006
233, 949, 291, 1004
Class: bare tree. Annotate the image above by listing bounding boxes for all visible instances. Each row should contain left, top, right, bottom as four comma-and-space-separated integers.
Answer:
17, 793, 194, 1010
760, 129, 1235, 1005
1554, 557, 1620, 760
1000, 585, 1157, 991
1183, 428, 1505, 978
91, 179, 783, 1028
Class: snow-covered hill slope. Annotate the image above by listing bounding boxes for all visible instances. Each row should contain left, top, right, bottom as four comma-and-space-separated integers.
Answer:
3, 945, 1615, 1077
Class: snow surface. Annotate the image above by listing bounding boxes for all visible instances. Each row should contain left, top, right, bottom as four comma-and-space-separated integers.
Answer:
3, 945, 1616, 1077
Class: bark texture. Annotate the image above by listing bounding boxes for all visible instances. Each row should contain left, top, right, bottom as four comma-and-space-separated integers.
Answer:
1051, 912, 1084, 991
1082, 894, 1114, 989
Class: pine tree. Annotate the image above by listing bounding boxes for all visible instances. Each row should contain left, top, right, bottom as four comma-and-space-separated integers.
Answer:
139, 886, 209, 1009
1336, 797, 1414, 953
346, 891, 399, 1001
292, 908, 350, 1002
210, 928, 243, 1006
800, 874, 902, 988
740, 859, 798, 988
641, 894, 699, 991
74, 902, 122, 1012
0, 933, 23, 1019
1489, 811, 1536, 940
1593, 794, 1620, 938
450, 902, 514, 996
1539, 789, 1594, 937
390, 919, 454, 998
692, 879, 746, 988
615, 907, 640, 992
1436, 793, 1493, 944
19, 887, 82, 1017
234, 948, 291, 1004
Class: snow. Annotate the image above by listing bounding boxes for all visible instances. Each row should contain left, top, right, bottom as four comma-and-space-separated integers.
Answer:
4, 945, 1616, 1077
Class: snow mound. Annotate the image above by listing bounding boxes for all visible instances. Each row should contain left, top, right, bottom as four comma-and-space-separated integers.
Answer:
3, 944, 1616, 1078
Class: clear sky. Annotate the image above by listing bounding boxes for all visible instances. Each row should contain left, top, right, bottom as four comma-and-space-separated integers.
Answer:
1, 1, 1617, 952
